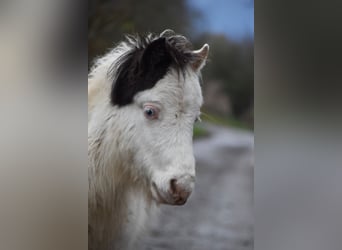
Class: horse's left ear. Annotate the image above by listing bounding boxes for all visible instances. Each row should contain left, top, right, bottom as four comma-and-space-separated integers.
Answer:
191, 44, 209, 72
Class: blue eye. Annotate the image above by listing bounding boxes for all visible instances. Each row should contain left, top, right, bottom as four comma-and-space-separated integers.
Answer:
143, 105, 159, 120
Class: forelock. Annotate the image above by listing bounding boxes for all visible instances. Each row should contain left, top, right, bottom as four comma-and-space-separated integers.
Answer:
108, 32, 201, 106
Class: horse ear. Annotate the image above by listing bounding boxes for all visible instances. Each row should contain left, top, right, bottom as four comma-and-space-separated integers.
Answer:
141, 37, 172, 72
191, 44, 209, 72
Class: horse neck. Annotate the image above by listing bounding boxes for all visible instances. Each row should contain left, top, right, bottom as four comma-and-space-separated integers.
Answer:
89, 175, 153, 250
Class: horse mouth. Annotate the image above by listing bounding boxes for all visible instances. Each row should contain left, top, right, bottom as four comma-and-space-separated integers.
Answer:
151, 182, 189, 206
152, 182, 169, 204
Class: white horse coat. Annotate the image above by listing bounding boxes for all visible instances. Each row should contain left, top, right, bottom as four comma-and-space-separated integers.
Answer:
88, 30, 209, 250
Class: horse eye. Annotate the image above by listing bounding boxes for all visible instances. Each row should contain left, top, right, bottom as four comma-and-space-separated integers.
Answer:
143, 105, 159, 120
146, 108, 154, 116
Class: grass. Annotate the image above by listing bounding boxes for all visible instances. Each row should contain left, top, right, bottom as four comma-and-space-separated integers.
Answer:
201, 112, 253, 131
193, 124, 210, 138
193, 112, 253, 139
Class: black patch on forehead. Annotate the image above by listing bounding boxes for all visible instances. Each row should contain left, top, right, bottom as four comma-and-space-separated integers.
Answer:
109, 33, 199, 106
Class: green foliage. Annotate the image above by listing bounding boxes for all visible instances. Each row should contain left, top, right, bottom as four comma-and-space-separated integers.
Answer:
201, 112, 253, 131
193, 124, 210, 139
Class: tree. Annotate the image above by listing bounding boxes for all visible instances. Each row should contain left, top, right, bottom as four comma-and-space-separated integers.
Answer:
88, 0, 197, 66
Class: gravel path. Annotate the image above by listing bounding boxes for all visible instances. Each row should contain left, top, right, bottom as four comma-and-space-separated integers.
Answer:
143, 124, 254, 250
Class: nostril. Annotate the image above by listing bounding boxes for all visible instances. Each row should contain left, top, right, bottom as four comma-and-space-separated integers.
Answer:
170, 179, 178, 194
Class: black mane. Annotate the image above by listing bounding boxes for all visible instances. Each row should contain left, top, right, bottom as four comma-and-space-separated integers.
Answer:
109, 32, 200, 106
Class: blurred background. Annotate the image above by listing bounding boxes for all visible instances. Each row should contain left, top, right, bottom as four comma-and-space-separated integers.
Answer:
89, 1, 254, 249
3, 1, 342, 250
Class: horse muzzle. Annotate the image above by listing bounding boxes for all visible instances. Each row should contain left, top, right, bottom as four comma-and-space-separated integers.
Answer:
152, 174, 195, 205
